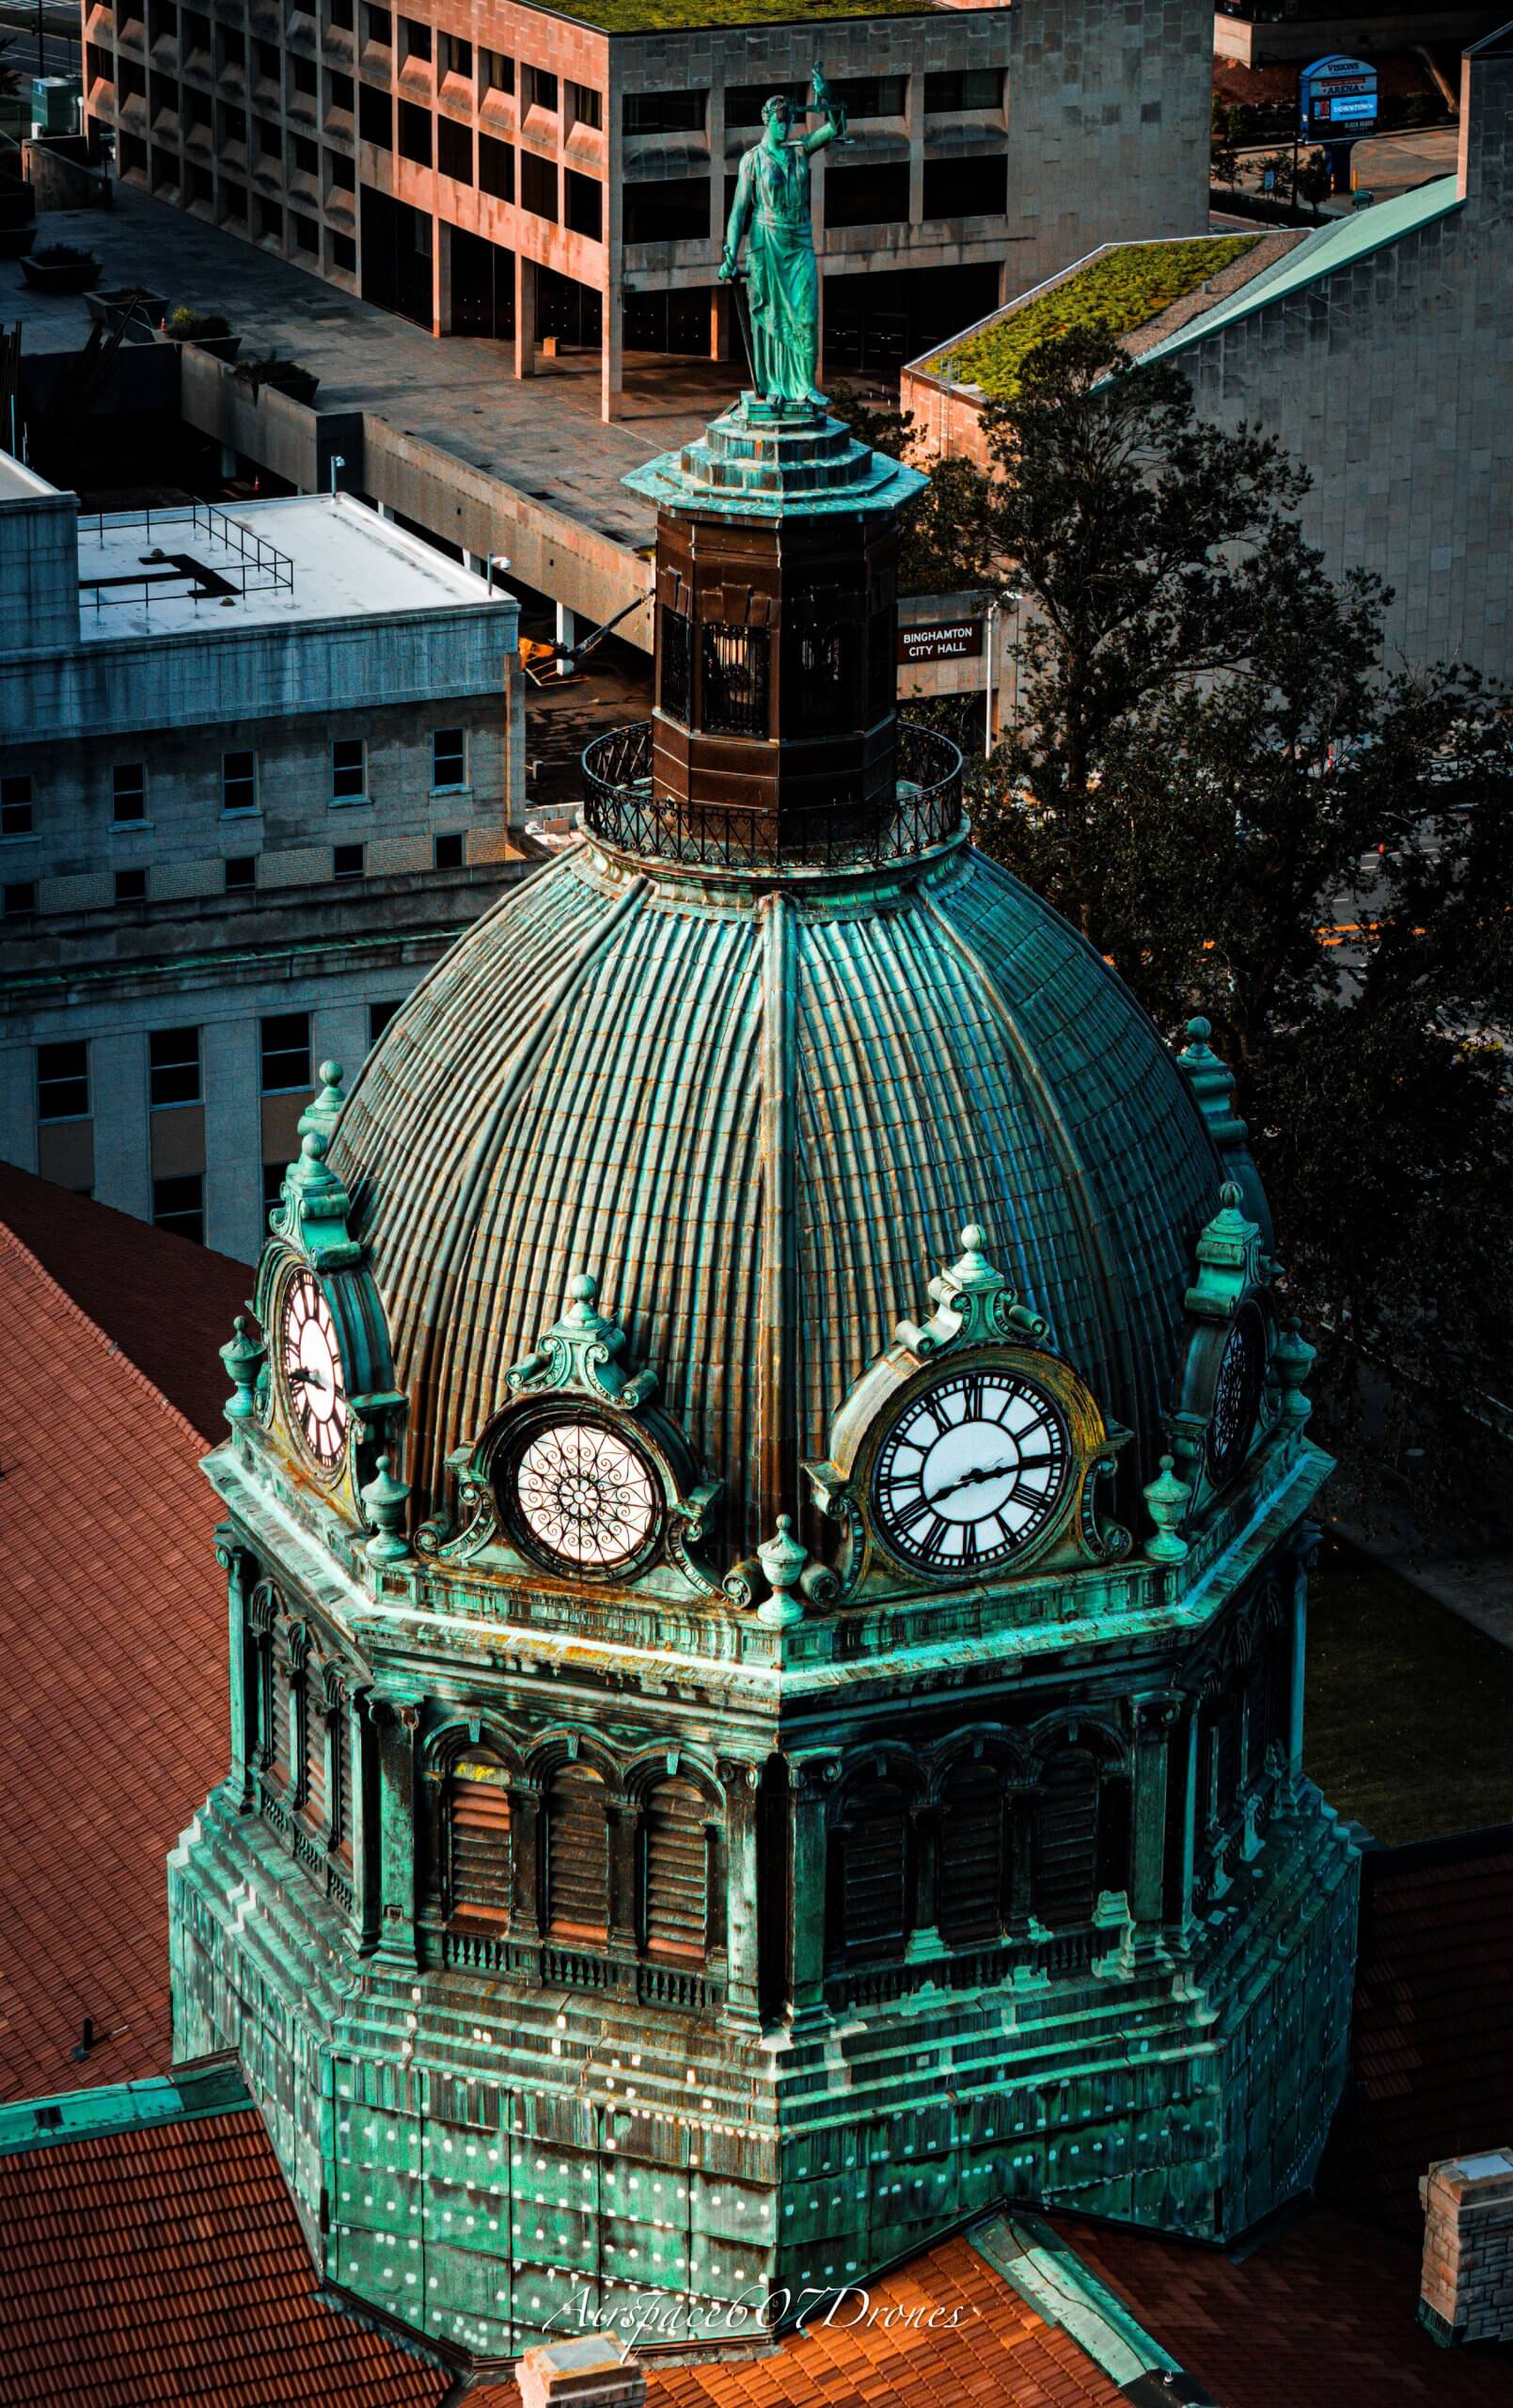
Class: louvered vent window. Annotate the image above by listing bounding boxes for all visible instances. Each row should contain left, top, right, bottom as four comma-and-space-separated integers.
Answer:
643, 1778, 708, 1960
447, 1756, 512, 1927
546, 1764, 609, 1941
270, 1659, 292, 1784
843, 1781, 908, 1956
333, 1704, 354, 1865
303, 1687, 328, 1830
701, 623, 769, 737
1032, 1748, 1098, 1930
938, 1762, 1004, 1945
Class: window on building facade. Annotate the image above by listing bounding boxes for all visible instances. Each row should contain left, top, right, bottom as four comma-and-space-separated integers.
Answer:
1031, 1746, 1100, 1929
642, 1778, 708, 1959
433, 832, 465, 869
659, 609, 690, 722
219, 25, 244, 70
331, 1703, 354, 1866
432, 726, 465, 788
328, 0, 355, 29
565, 80, 601, 130
701, 624, 769, 737
624, 177, 708, 246
256, 118, 281, 159
937, 1761, 1006, 1945
111, 763, 146, 822
3, 880, 37, 919
922, 155, 1007, 221
255, 37, 278, 80
924, 68, 1002, 114
328, 149, 355, 189
369, 998, 402, 1044
152, 1172, 205, 1243
292, 53, 318, 97
150, 1024, 201, 1108
260, 1010, 311, 1093
262, 1158, 287, 1212
521, 152, 558, 221
398, 15, 431, 65
37, 1040, 89, 1122
623, 88, 703, 136
445, 1754, 512, 1926
479, 132, 513, 201
331, 737, 367, 800
525, 66, 558, 115
438, 116, 472, 182
358, 85, 391, 148
292, 213, 320, 254
727, 84, 804, 128
225, 855, 257, 894
292, 134, 319, 173
114, 867, 149, 904
257, 198, 283, 241
364, 5, 391, 46
301, 1681, 328, 1830
332, 230, 356, 270
787, 606, 856, 735
479, 48, 512, 100
222, 750, 258, 813
826, 163, 909, 230
829, 74, 906, 119
333, 842, 366, 879
328, 69, 355, 117
1, 774, 33, 837
564, 169, 601, 241
545, 1764, 609, 1941
398, 98, 432, 166
840, 1779, 908, 1957
439, 32, 471, 81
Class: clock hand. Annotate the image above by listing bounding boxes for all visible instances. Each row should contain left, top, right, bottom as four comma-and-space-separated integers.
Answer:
924, 1456, 1019, 1504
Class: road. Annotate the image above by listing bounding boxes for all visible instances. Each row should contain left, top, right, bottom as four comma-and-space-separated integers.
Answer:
0, 2, 81, 82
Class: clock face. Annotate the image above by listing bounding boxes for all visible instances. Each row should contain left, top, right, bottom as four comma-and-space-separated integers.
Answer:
505, 1418, 660, 1576
1207, 1307, 1264, 1483
280, 1268, 350, 1475
872, 1368, 1070, 1574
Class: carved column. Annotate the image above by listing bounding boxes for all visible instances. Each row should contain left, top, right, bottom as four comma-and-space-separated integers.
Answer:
717, 1756, 762, 2026
1173, 1699, 1202, 1953
1128, 1693, 1181, 1955
1285, 1525, 1318, 1805
1007, 1787, 1034, 1939
373, 1696, 423, 1971
216, 1529, 258, 1812
905, 1799, 943, 1965
788, 1751, 838, 2031
348, 1689, 380, 1956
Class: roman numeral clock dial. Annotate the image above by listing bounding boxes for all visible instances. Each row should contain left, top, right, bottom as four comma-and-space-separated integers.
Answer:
279, 1267, 351, 1475
872, 1369, 1070, 1574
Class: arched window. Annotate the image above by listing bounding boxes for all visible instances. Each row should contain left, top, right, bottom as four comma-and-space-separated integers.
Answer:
1032, 1747, 1099, 1929
642, 1777, 709, 1960
302, 1682, 328, 1831
938, 1760, 1005, 1946
841, 1779, 908, 1958
445, 1753, 512, 1928
545, 1763, 609, 1941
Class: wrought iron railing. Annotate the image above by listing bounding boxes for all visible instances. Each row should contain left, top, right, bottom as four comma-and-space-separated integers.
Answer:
580, 719, 965, 870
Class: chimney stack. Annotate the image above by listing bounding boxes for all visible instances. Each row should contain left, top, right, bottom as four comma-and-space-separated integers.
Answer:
515, 2336, 647, 2408
1419, 2147, 1513, 2345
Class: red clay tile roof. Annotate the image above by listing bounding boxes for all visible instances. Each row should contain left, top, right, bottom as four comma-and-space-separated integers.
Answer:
1057, 2207, 1511, 2408
1319, 1828, 1513, 2236
0, 1217, 228, 2103
0, 1163, 247, 1445
0, 2104, 1122, 2408
0, 2108, 442, 2408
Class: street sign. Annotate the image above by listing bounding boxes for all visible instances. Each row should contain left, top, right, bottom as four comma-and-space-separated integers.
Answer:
899, 621, 984, 665
1300, 55, 1378, 141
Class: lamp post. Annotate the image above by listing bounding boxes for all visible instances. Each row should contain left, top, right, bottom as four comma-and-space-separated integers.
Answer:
327, 454, 346, 496
487, 554, 511, 597
984, 587, 1022, 756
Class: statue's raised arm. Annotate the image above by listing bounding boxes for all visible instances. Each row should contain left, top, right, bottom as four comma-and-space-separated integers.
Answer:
717, 62, 844, 408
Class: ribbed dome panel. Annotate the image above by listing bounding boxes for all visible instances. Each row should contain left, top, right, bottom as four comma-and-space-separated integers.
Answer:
332, 845, 1223, 1560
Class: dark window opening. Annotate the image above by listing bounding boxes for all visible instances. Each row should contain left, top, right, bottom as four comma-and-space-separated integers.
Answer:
260, 1010, 310, 1094
150, 1024, 201, 1108
114, 867, 148, 904
727, 84, 803, 129
623, 176, 708, 246
369, 997, 402, 1045
450, 225, 514, 336
566, 80, 601, 130
826, 163, 909, 230
841, 1781, 907, 1957
364, 6, 391, 46
437, 115, 471, 182
432, 727, 465, 786
478, 131, 514, 202
829, 74, 906, 119
333, 841, 366, 879
787, 608, 857, 735
924, 69, 1002, 114
564, 168, 601, 241
1032, 1748, 1099, 1930
292, 56, 317, 97
3, 881, 37, 919
525, 66, 558, 114
479, 49, 512, 99
225, 855, 257, 893
922, 154, 1007, 222
701, 623, 769, 737
332, 230, 356, 271
2, 773, 34, 836
938, 1762, 1005, 1947
328, 148, 355, 189
433, 832, 465, 869
152, 1172, 204, 1243
520, 151, 558, 222
358, 84, 392, 148
37, 1040, 88, 1122
398, 97, 432, 166
659, 607, 690, 721
361, 184, 433, 325
332, 736, 367, 798
398, 15, 430, 64
623, 87, 703, 136
439, 33, 471, 81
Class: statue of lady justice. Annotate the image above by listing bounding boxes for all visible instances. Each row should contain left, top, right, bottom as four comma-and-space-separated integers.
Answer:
718, 63, 847, 408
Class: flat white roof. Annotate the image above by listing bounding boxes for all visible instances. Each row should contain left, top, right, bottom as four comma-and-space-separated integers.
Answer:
72, 492, 501, 642
0, 453, 59, 501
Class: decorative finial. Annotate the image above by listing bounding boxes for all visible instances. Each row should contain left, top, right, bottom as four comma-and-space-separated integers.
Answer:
756, 1514, 809, 1628
1272, 1319, 1316, 1437
220, 1312, 265, 1423
298, 1060, 347, 1148
1143, 1455, 1191, 1565
361, 1453, 412, 1564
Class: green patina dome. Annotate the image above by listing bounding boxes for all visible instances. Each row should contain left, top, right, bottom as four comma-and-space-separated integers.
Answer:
332, 830, 1226, 1560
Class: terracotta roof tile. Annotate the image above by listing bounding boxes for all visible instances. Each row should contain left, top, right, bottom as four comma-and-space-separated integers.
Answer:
0, 1218, 229, 2103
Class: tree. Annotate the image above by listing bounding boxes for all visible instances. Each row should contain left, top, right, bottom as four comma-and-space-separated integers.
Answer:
969, 329, 1513, 1487
826, 382, 1000, 595
1210, 98, 1244, 190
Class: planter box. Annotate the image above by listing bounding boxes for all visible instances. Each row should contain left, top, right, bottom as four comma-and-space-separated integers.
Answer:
86, 286, 166, 333
20, 254, 102, 293
186, 333, 242, 362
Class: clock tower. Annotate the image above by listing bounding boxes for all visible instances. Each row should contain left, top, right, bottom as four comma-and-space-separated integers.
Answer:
169, 392, 1358, 2377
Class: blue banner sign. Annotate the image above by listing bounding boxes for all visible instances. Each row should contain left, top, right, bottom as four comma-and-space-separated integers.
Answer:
1300, 55, 1379, 140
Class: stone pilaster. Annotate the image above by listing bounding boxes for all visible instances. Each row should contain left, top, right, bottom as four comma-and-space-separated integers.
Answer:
373, 1696, 423, 1971
717, 1756, 762, 2027
216, 1529, 258, 1813
788, 1751, 838, 2031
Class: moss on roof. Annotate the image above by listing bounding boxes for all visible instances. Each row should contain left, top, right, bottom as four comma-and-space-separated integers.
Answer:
546, 0, 937, 29
924, 236, 1261, 397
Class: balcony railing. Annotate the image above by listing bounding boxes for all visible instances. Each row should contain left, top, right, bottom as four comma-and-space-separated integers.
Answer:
581, 719, 965, 871
439, 1924, 726, 2014
826, 1923, 1098, 2013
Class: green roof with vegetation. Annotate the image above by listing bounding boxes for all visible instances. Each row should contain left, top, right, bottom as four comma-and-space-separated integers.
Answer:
924, 236, 1261, 396
545, 0, 938, 29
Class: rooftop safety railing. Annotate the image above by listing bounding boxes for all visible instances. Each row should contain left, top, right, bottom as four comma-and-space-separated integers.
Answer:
75, 499, 296, 611
581, 719, 965, 870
